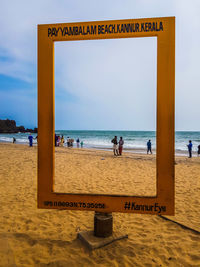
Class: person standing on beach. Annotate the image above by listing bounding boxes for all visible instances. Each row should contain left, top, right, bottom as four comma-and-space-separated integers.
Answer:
147, 140, 152, 154
118, 137, 124, 156
111, 136, 118, 156
28, 134, 33, 147
13, 137, 16, 144
57, 135, 61, 146
76, 138, 80, 148
60, 135, 64, 147
67, 137, 70, 147
187, 140, 192, 158
55, 134, 58, 147
81, 141, 83, 148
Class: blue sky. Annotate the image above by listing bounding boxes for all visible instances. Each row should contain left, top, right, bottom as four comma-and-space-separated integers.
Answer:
0, 0, 200, 130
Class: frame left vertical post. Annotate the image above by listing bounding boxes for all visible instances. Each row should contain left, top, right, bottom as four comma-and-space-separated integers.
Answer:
38, 25, 55, 206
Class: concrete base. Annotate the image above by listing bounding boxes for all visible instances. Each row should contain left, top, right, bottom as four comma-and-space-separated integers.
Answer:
77, 230, 128, 250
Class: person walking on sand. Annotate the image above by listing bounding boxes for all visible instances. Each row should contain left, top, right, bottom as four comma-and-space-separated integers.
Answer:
187, 140, 192, 158
28, 134, 33, 147
147, 140, 152, 154
13, 137, 16, 144
118, 137, 124, 156
197, 144, 200, 157
111, 136, 119, 156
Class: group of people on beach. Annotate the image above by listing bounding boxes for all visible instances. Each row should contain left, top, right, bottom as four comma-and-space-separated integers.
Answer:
145, 139, 200, 158
12, 134, 200, 158
111, 136, 124, 156
111, 137, 153, 156
55, 134, 83, 148
55, 134, 65, 147
110, 137, 200, 158
111, 136, 152, 156
75, 138, 84, 148
13, 134, 35, 146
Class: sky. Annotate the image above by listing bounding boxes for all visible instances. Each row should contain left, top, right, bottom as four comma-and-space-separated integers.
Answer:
0, 0, 200, 131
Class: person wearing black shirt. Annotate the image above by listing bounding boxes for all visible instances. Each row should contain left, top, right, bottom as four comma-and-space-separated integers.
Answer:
111, 136, 118, 156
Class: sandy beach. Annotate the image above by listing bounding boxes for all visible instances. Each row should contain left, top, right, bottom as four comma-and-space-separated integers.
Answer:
0, 143, 200, 266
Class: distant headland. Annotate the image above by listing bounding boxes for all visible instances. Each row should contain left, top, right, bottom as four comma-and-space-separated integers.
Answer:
0, 119, 37, 133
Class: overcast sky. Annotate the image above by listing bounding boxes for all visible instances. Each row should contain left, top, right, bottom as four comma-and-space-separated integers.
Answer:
0, 0, 200, 130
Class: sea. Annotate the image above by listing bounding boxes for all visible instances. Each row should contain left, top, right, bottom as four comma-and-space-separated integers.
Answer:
0, 130, 200, 156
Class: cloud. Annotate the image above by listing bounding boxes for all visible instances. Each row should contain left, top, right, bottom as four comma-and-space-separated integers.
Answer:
55, 37, 157, 130
0, 88, 37, 128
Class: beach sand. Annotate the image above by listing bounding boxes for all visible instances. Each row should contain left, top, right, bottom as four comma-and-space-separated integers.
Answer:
0, 143, 200, 266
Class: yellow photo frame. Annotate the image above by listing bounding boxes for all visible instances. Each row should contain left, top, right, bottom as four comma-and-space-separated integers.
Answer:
38, 17, 175, 215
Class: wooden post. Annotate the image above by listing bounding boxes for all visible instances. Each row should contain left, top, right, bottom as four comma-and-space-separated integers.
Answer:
94, 212, 113, 237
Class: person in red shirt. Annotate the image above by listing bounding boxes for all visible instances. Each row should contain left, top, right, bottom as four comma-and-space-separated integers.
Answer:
118, 137, 124, 156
